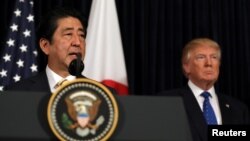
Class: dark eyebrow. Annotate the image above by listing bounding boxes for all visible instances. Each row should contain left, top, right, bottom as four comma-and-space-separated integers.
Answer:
62, 27, 84, 32
78, 28, 84, 32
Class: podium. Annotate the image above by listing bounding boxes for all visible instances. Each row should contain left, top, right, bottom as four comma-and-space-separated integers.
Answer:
0, 91, 192, 141
0, 91, 55, 140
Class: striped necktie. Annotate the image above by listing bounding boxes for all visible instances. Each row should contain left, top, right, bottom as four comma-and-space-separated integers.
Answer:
201, 91, 218, 125
54, 79, 68, 89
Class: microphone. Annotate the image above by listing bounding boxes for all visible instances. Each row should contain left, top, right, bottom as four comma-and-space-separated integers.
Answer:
68, 53, 84, 78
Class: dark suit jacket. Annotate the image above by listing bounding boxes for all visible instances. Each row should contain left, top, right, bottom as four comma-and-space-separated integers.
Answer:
6, 71, 51, 93
158, 85, 250, 141
6, 71, 117, 94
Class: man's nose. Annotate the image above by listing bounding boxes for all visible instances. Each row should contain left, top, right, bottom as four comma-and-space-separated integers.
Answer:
205, 57, 212, 66
71, 34, 81, 47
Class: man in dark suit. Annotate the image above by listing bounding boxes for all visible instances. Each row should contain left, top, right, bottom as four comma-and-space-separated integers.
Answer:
158, 38, 249, 141
4, 7, 116, 139
6, 7, 87, 93
6, 7, 116, 95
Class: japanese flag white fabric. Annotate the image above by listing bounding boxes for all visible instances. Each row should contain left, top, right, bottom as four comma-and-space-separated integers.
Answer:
83, 0, 128, 95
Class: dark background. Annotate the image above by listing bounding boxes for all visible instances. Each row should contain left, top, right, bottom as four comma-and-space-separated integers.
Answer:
1, 0, 250, 109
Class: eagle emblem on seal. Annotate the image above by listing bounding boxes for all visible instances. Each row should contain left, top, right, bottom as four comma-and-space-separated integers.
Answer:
62, 91, 104, 137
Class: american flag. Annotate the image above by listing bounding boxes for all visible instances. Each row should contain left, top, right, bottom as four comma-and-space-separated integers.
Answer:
0, 0, 38, 91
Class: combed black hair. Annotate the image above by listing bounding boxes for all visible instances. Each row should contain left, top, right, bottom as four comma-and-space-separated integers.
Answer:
37, 7, 88, 42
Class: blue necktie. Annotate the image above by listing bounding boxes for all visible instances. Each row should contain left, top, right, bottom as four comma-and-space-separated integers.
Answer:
201, 91, 218, 125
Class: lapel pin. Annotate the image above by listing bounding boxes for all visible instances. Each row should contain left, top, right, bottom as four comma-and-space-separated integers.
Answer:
225, 104, 230, 108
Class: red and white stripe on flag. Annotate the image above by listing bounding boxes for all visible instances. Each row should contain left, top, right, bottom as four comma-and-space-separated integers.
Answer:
83, 0, 129, 95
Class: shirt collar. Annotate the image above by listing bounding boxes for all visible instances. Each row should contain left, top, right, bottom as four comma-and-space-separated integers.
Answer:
46, 65, 76, 92
188, 80, 216, 98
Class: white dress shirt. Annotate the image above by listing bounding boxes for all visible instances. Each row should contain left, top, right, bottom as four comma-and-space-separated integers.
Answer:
188, 80, 222, 125
46, 65, 76, 93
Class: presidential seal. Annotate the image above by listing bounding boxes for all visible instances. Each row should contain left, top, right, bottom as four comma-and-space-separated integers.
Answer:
47, 78, 119, 141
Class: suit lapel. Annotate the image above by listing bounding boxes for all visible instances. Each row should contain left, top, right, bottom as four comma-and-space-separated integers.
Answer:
217, 94, 232, 124
30, 73, 87, 93
30, 71, 51, 93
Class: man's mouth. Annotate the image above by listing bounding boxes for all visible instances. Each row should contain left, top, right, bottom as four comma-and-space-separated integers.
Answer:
69, 52, 82, 58
204, 71, 214, 75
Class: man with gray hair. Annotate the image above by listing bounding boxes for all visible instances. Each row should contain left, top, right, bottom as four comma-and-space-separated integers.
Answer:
158, 38, 249, 141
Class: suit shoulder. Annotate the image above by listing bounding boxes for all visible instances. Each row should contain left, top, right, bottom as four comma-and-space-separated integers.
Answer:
219, 94, 249, 110
5, 72, 47, 91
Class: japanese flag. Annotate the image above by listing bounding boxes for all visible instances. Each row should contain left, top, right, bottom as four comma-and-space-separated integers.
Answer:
83, 0, 128, 95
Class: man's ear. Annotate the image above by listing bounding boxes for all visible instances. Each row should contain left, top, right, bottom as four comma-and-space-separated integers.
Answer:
39, 38, 50, 55
182, 63, 190, 76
